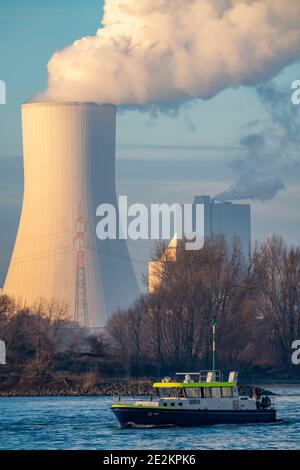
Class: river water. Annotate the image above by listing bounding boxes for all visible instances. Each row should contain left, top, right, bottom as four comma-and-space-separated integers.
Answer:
0, 385, 299, 450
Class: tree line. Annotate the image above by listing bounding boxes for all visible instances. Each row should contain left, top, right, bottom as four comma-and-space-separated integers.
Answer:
0, 234, 299, 389
107, 235, 300, 377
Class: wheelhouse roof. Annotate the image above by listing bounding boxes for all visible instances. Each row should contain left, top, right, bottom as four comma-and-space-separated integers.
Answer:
153, 382, 235, 388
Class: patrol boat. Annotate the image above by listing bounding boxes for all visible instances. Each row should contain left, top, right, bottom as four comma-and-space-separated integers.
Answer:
111, 370, 276, 427
112, 319, 276, 427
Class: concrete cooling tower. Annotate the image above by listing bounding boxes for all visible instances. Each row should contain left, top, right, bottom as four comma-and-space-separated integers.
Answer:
3, 102, 139, 329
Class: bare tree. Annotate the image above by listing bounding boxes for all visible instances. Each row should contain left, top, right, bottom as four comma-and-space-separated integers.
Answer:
253, 236, 300, 367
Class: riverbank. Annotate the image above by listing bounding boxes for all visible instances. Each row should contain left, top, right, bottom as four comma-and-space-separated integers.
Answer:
0, 380, 274, 397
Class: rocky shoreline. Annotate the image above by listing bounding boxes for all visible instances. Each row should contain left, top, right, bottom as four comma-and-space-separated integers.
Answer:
0, 381, 275, 397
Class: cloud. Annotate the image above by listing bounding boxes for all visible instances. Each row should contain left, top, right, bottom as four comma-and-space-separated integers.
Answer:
35, 0, 300, 109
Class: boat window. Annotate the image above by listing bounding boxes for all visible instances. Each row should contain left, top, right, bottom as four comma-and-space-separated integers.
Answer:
211, 387, 222, 398
203, 387, 211, 398
158, 388, 176, 397
189, 399, 200, 405
222, 387, 233, 397
177, 387, 186, 398
184, 387, 201, 398
171, 403, 175, 406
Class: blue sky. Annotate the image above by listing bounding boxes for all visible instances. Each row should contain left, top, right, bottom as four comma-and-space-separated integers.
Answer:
0, 0, 299, 287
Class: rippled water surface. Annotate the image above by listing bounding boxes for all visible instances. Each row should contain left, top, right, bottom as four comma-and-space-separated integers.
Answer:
0, 386, 299, 450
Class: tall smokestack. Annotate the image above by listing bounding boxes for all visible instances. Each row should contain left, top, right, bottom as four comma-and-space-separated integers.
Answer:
3, 102, 139, 328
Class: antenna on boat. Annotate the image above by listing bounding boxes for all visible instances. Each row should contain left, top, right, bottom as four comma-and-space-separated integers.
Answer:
212, 317, 216, 372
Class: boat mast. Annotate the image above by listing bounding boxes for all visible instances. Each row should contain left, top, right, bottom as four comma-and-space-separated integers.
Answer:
212, 317, 216, 372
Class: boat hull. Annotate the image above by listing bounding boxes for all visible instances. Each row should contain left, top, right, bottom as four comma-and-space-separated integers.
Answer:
112, 406, 277, 427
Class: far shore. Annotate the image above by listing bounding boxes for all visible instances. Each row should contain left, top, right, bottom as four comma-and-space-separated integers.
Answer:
0, 382, 277, 397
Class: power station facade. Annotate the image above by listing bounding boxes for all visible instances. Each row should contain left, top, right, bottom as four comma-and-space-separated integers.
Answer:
194, 195, 251, 257
149, 195, 251, 293
3, 102, 139, 329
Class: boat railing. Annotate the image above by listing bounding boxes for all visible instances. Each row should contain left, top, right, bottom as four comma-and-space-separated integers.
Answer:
175, 370, 223, 382
112, 395, 156, 404
113, 395, 135, 404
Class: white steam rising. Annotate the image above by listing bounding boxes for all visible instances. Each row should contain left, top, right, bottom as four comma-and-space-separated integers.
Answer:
215, 83, 300, 202
36, 0, 300, 106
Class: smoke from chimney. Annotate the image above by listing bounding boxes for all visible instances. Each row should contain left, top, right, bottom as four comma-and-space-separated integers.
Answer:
35, 0, 300, 109
215, 82, 300, 202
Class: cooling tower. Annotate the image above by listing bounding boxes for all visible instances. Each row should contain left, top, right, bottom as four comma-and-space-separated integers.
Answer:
3, 102, 139, 329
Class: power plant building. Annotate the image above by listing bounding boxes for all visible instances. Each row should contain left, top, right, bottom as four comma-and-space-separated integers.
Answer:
194, 195, 251, 257
3, 102, 139, 329
149, 195, 251, 293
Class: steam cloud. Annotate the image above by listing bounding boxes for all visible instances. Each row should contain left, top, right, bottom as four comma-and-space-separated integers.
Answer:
215, 83, 300, 202
36, 0, 300, 106
36, 0, 300, 202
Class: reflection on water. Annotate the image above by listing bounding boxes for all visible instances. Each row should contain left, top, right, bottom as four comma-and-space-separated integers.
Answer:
0, 385, 299, 450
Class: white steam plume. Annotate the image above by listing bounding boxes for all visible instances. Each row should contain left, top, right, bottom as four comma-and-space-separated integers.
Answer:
215, 83, 300, 202
35, 0, 300, 106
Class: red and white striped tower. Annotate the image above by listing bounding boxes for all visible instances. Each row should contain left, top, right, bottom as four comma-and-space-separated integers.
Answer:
74, 206, 89, 328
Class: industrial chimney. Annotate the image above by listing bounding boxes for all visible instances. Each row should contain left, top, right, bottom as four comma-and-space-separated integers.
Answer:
3, 102, 139, 329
